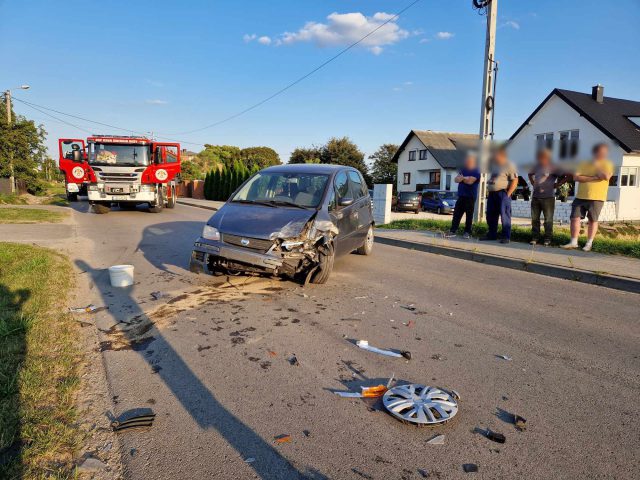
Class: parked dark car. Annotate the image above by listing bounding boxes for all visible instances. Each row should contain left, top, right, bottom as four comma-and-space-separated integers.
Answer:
190, 164, 374, 284
511, 177, 531, 201
421, 190, 458, 214
394, 191, 421, 214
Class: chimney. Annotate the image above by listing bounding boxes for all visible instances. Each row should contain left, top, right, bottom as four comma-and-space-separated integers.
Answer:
592, 84, 604, 103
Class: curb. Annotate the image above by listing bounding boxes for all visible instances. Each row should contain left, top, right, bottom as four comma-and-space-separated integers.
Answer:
375, 235, 640, 295
177, 200, 219, 212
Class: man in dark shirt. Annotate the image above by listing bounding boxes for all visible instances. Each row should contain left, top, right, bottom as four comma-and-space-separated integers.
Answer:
528, 149, 564, 246
447, 152, 480, 239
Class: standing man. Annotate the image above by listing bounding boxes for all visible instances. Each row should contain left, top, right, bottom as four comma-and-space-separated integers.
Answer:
447, 152, 480, 239
481, 147, 518, 244
528, 149, 563, 246
562, 143, 613, 252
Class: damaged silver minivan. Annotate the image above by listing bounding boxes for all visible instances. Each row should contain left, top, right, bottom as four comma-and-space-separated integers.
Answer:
190, 164, 374, 283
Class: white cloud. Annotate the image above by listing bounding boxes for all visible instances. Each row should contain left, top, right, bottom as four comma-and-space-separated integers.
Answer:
435, 31, 454, 40
146, 79, 164, 88
243, 33, 257, 43
257, 36, 272, 45
403, 81, 414, 86
275, 11, 409, 54
145, 99, 168, 105
392, 87, 402, 92
501, 20, 520, 29
419, 38, 431, 44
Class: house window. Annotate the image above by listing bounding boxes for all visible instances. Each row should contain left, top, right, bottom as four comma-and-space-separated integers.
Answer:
403, 172, 411, 185
408, 150, 416, 161
536, 133, 554, 152
419, 149, 428, 160
620, 167, 638, 187
559, 130, 579, 159
429, 171, 440, 185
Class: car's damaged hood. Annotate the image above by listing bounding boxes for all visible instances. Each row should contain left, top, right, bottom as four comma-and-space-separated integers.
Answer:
210, 203, 318, 240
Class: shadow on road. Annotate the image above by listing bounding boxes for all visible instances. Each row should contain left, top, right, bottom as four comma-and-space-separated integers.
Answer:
76, 257, 326, 479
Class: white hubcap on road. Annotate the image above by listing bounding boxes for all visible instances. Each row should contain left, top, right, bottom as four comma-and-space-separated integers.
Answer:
383, 384, 458, 425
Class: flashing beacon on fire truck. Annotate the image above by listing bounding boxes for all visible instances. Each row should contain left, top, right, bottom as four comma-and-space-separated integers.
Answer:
58, 135, 181, 213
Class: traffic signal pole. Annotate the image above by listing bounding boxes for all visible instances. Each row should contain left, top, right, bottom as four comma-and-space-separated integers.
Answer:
474, 0, 498, 222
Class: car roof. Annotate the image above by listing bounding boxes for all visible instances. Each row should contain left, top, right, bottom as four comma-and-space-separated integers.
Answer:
261, 163, 355, 175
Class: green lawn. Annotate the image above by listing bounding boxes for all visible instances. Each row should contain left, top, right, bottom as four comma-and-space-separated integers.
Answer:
0, 207, 67, 224
378, 219, 640, 259
0, 243, 80, 479
0, 194, 28, 205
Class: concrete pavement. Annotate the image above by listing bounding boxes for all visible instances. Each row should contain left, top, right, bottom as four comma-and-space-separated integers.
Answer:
3, 201, 639, 479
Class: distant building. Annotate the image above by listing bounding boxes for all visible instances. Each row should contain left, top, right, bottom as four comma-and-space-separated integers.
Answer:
181, 149, 198, 162
391, 130, 478, 193
507, 86, 640, 220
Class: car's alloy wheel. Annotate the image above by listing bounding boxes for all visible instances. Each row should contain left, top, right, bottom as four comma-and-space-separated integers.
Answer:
356, 226, 374, 255
311, 243, 334, 284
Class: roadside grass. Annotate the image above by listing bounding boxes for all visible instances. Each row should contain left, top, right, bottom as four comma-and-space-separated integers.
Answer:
0, 207, 67, 224
378, 219, 640, 259
0, 243, 81, 479
0, 194, 28, 205
41, 194, 71, 207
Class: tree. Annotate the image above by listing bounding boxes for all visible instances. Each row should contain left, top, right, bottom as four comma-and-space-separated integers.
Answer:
211, 168, 220, 201
321, 137, 371, 186
289, 146, 322, 164
369, 144, 399, 189
180, 160, 204, 182
203, 170, 211, 199
196, 145, 241, 170
240, 147, 281, 170
0, 96, 48, 193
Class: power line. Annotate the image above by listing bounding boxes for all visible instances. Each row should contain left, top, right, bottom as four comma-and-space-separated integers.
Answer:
165, 0, 424, 135
15, 99, 94, 134
11, 96, 204, 146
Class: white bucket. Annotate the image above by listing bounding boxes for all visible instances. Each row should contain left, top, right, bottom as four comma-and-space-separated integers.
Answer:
108, 265, 135, 287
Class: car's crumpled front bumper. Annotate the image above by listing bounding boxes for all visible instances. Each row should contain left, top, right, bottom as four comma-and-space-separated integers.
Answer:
190, 237, 287, 274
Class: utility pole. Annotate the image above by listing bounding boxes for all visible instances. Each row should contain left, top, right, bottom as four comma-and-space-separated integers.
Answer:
473, 0, 498, 222
4, 90, 15, 193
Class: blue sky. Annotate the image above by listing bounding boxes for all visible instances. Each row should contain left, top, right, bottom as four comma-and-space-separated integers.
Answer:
2, 0, 639, 163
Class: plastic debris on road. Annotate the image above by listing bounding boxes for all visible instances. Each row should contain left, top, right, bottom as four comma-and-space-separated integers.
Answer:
400, 304, 416, 311
463, 463, 479, 473
356, 340, 411, 360
151, 291, 170, 300
111, 408, 155, 432
475, 427, 506, 443
274, 434, 291, 443
427, 434, 445, 445
244, 457, 256, 463
287, 354, 299, 366
69, 304, 108, 314
497, 354, 512, 361
335, 384, 388, 399
514, 414, 527, 431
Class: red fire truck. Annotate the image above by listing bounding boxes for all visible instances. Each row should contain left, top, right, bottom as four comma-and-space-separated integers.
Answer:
58, 135, 181, 213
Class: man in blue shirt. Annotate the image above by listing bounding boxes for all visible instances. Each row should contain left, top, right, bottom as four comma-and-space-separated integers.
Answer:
447, 152, 481, 239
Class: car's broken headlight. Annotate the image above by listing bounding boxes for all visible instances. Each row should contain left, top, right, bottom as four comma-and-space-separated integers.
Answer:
281, 240, 305, 250
202, 225, 220, 241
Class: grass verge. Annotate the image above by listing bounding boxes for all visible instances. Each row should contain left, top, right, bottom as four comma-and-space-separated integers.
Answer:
0, 194, 28, 205
378, 219, 640, 259
0, 243, 80, 479
0, 208, 67, 224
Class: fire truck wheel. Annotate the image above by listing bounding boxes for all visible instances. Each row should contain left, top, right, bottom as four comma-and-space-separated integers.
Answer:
92, 203, 111, 214
166, 186, 176, 209
67, 192, 78, 202
149, 190, 164, 213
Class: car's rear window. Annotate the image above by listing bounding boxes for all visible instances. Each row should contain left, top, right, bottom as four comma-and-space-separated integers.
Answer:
399, 192, 420, 201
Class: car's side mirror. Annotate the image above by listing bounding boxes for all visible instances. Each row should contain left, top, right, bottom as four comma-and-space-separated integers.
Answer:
339, 197, 354, 207
72, 150, 82, 163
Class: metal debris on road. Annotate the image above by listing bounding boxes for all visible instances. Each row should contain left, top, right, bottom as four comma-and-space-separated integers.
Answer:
400, 304, 417, 311
69, 304, 108, 314
111, 408, 155, 431
497, 354, 513, 361
356, 340, 411, 360
383, 384, 459, 425
274, 434, 291, 443
427, 434, 445, 445
463, 463, 479, 473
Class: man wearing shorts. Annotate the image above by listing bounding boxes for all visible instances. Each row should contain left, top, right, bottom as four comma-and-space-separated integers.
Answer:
562, 143, 613, 252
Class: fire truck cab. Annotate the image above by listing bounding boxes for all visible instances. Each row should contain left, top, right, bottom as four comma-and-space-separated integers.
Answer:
58, 138, 90, 201
83, 135, 181, 214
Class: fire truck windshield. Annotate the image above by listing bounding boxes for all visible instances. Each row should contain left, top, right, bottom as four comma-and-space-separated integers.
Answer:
89, 143, 150, 166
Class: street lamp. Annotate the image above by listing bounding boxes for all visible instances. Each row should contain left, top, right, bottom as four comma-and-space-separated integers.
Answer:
3, 84, 31, 193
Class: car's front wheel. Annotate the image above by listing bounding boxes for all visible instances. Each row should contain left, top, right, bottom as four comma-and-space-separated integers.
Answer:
311, 243, 335, 284
356, 225, 374, 255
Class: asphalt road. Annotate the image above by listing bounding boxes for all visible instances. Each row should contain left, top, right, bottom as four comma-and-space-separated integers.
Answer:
60, 202, 639, 479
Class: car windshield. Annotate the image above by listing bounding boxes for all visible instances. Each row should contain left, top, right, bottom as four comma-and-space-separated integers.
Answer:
231, 171, 329, 208
89, 143, 150, 166
440, 192, 458, 200
399, 192, 420, 201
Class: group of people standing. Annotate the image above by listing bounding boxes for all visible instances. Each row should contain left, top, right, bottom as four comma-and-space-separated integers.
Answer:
445, 143, 613, 252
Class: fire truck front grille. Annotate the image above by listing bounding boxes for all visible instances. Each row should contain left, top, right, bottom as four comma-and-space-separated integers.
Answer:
222, 234, 273, 253
97, 172, 140, 183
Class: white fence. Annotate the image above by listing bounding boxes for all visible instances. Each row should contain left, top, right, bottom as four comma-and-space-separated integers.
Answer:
511, 199, 617, 222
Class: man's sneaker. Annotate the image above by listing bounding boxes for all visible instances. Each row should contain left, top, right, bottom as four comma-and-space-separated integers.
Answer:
445, 232, 457, 238
543, 239, 552, 246
463, 232, 471, 239
561, 242, 579, 249
582, 243, 593, 252
479, 236, 497, 241
500, 238, 510, 244
529, 239, 538, 245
